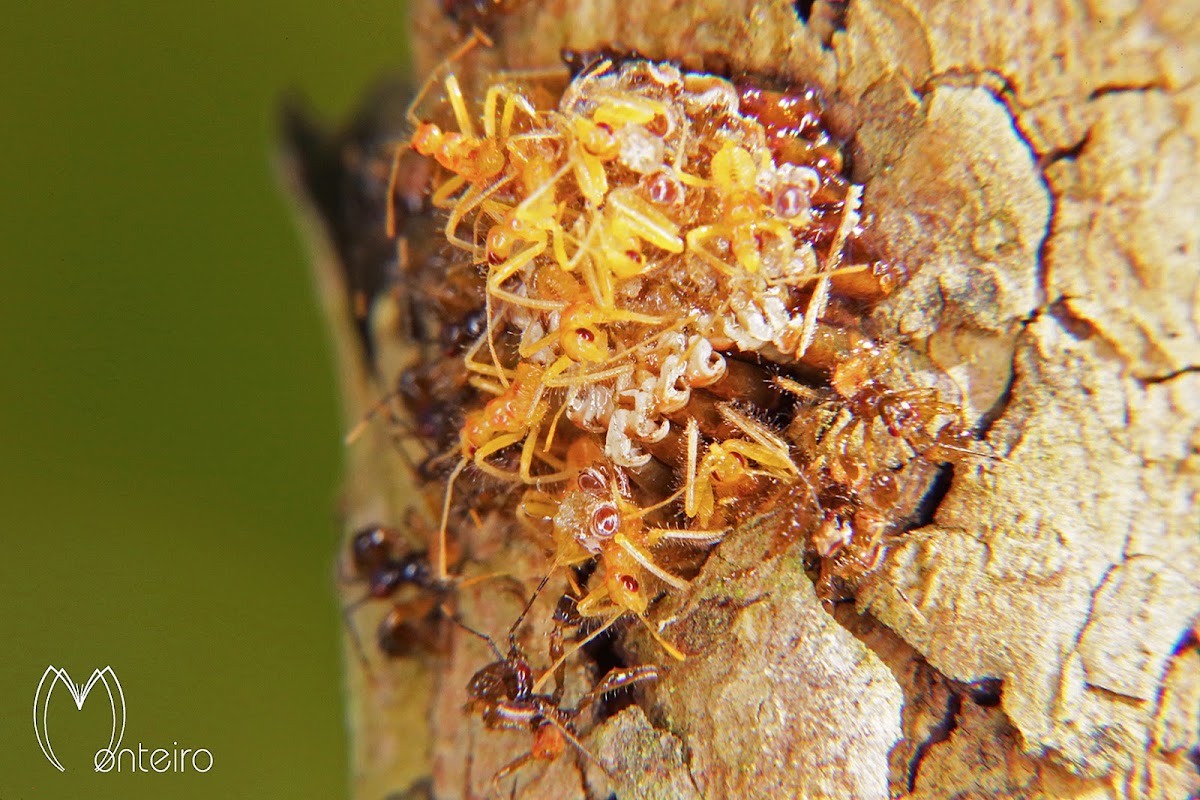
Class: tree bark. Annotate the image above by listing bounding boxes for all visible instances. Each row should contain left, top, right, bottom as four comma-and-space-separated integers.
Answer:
289, 1, 1200, 797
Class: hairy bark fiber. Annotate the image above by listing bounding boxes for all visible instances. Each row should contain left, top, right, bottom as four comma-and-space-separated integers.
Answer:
284, 1, 1200, 797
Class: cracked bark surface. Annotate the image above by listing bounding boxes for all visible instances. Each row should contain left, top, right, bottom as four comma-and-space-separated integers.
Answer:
289, 1, 1200, 797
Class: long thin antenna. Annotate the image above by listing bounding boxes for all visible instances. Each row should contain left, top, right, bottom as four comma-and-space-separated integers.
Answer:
438, 457, 468, 580
341, 596, 374, 672
507, 570, 555, 652
344, 389, 399, 445
448, 611, 505, 662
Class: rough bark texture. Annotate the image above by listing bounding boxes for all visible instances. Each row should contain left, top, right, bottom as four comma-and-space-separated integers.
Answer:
290, 1, 1200, 797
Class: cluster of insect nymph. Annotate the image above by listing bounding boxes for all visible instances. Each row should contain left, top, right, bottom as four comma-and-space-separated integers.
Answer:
336, 28, 988, 796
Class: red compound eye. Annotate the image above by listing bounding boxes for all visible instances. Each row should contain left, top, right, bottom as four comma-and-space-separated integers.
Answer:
646, 172, 680, 205
774, 185, 809, 219
576, 468, 607, 495
618, 574, 639, 593
487, 227, 513, 263
590, 503, 620, 538
575, 327, 595, 343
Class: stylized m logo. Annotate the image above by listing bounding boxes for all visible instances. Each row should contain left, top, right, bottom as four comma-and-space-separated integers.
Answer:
33, 665, 126, 772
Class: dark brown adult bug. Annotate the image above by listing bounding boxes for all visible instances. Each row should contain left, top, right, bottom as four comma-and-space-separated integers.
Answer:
341, 524, 453, 666
456, 585, 660, 793
281, 82, 425, 367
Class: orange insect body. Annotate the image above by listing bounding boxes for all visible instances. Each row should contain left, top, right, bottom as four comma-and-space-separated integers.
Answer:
521, 457, 727, 664
411, 122, 507, 182
398, 55, 907, 605
461, 363, 543, 457
347, 41, 988, 722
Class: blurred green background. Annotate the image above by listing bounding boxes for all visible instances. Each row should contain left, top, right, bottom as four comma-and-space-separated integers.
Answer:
0, 3, 408, 798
